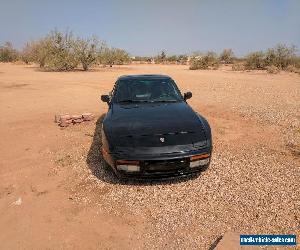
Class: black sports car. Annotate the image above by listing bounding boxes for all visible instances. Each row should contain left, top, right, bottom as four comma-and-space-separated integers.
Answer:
101, 74, 212, 179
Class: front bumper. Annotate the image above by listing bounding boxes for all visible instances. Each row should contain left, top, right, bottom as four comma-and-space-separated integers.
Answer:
116, 163, 209, 179
110, 150, 211, 179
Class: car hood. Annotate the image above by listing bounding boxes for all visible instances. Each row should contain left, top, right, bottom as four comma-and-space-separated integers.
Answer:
103, 102, 208, 149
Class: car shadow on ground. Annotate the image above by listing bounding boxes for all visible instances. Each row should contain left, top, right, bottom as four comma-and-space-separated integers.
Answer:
86, 115, 201, 186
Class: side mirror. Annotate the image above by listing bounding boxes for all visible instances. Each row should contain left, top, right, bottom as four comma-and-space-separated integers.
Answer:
184, 91, 192, 100
101, 95, 110, 103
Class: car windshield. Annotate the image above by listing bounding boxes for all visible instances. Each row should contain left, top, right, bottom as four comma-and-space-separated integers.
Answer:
114, 78, 183, 103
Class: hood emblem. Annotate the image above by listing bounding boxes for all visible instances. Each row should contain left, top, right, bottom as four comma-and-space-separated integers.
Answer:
159, 137, 165, 142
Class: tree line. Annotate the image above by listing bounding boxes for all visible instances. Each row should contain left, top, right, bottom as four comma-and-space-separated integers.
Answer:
0, 30, 130, 71
189, 45, 300, 73
1, 31, 299, 73
133, 46, 299, 74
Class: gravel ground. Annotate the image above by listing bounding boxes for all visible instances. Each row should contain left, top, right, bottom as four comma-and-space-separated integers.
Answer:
49, 68, 300, 249
56, 115, 299, 249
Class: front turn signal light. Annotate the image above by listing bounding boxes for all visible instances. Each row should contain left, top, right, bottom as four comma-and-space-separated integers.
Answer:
116, 160, 140, 165
190, 153, 210, 161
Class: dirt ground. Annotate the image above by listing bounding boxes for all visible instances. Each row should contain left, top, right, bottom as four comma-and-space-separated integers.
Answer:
0, 63, 299, 249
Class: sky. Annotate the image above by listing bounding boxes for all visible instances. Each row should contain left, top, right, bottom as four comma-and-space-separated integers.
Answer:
0, 0, 299, 56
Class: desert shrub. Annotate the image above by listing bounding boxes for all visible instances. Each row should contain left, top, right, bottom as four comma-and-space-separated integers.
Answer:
154, 53, 188, 64
99, 47, 130, 66
21, 30, 110, 71
286, 65, 297, 73
160, 51, 166, 60
44, 30, 79, 71
0, 42, 18, 62
154, 51, 167, 64
177, 54, 188, 64
74, 36, 104, 70
154, 56, 161, 64
21, 40, 49, 66
114, 48, 131, 64
166, 55, 178, 64
244, 44, 298, 71
294, 57, 300, 69
232, 63, 245, 71
9, 29, 131, 70
266, 65, 280, 74
219, 48, 234, 64
36, 39, 52, 68
132, 56, 152, 63
189, 52, 219, 70
165, 54, 188, 64
189, 57, 207, 70
264, 44, 296, 69
245, 51, 265, 70
21, 42, 34, 64
264, 49, 276, 68
22, 30, 79, 70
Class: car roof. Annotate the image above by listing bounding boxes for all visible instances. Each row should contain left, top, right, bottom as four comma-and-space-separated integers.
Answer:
118, 74, 172, 80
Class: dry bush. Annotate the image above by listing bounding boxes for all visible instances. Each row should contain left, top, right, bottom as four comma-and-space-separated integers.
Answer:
99, 47, 131, 67
165, 55, 188, 65
21, 42, 34, 64
153, 52, 188, 64
132, 56, 152, 63
0, 42, 18, 62
154, 51, 167, 64
166, 55, 178, 64
264, 44, 296, 69
189, 52, 219, 70
21, 30, 78, 70
189, 57, 208, 70
177, 54, 188, 64
44, 30, 79, 71
245, 51, 265, 70
244, 44, 297, 71
21, 40, 50, 67
232, 63, 245, 71
286, 65, 298, 73
20, 30, 130, 71
266, 65, 280, 74
219, 48, 234, 64
74, 36, 104, 71
294, 57, 300, 69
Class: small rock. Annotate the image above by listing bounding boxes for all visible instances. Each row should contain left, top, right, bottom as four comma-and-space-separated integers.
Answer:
12, 197, 22, 206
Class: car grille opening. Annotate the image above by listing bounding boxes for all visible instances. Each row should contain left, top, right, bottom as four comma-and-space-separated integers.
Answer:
142, 158, 189, 173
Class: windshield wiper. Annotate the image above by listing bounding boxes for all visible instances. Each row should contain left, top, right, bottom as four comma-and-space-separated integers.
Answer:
118, 99, 151, 103
151, 99, 179, 103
